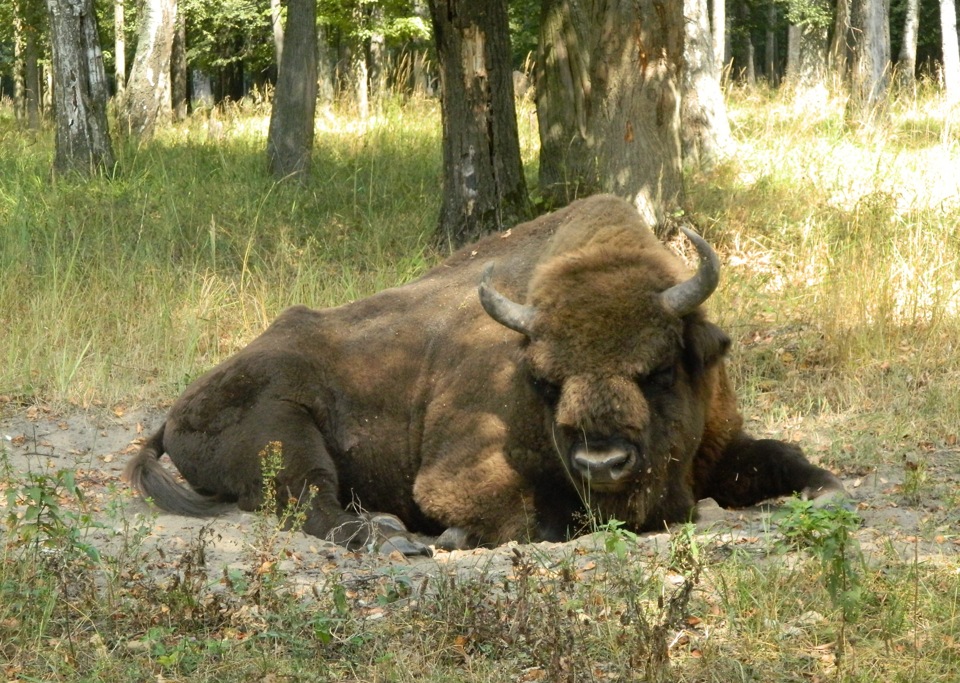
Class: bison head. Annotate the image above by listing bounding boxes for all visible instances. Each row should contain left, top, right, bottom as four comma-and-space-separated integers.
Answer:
479, 227, 728, 522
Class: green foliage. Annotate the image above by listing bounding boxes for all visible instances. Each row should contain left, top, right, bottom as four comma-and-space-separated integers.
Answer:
775, 0, 833, 30
776, 497, 865, 622
4, 463, 104, 564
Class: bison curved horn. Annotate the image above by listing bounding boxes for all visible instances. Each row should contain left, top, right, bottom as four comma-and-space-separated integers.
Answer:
478, 263, 538, 337
659, 226, 721, 317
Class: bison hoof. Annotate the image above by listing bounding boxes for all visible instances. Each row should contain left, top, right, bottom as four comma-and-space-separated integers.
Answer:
804, 475, 850, 508
378, 534, 432, 557
434, 526, 476, 551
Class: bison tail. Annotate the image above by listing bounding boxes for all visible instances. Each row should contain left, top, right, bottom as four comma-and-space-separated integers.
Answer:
123, 424, 224, 517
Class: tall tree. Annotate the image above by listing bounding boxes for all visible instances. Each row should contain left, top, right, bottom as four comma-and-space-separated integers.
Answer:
683, 0, 733, 170
895, 0, 919, 96
782, 3, 830, 94
428, 0, 530, 248
123, 0, 177, 138
114, 0, 125, 96
171, 5, 187, 120
45, 0, 115, 175
13, 0, 45, 129
267, 0, 318, 180
829, 0, 851, 82
941, 0, 960, 105
536, 0, 684, 227
271, 0, 284, 68
712, 0, 727, 78
846, 0, 891, 124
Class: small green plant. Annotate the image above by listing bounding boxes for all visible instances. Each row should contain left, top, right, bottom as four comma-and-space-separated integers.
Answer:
901, 455, 927, 506
240, 441, 315, 606
776, 497, 864, 623
4, 466, 104, 564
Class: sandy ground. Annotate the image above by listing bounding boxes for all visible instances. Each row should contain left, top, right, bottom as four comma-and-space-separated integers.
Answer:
2, 404, 959, 592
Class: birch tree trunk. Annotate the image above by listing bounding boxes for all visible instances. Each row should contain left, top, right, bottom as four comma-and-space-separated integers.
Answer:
267, 0, 318, 180
683, 0, 732, 170
941, 0, 960, 106
46, 0, 115, 175
711, 0, 726, 78
536, 0, 684, 227
895, 0, 919, 96
123, 0, 176, 139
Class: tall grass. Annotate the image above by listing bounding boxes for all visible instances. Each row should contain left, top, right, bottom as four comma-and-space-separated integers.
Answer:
0, 99, 441, 406
688, 82, 960, 471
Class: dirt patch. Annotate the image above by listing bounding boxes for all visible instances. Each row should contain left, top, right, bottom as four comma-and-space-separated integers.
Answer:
2, 405, 959, 590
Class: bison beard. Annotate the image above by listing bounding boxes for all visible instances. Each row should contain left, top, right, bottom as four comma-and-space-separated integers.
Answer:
124, 194, 846, 555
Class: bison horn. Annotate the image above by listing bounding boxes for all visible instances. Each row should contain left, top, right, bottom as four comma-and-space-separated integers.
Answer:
478, 263, 538, 337
659, 226, 721, 317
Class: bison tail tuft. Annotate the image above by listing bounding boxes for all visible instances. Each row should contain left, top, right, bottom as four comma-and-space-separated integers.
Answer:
123, 424, 225, 517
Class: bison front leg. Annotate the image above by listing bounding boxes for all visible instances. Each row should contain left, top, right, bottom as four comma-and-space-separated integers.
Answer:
239, 403, 430, 556
413, 447, 540, 548
695, 436, 847, 509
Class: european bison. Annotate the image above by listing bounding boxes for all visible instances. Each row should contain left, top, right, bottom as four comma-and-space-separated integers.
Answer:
125, 194, 845, 555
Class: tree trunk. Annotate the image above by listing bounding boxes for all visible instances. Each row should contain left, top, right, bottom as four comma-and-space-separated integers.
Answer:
829, 0, 851, 84
367, 2, 386, 108
267, 0, 318, 181
785, 22, 828, 92
429, 0, 530, 249
846, 0, 891, 125
271, 0, 284, 68
895, 0, 918, 96
711, 0, 726, 79
682, 0, 732, 170
765, 2, 780, 85
115, 0, 125, 96
171, 5, 187, 121
124, 0, 176, 138
46, 0, 115, 175
317, 24, 336, 114
24, 19, 42, 129
536, 0, 683, 227
941, 0, 960, 106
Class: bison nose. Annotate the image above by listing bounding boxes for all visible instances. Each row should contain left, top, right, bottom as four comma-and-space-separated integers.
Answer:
571, 443, 637, 488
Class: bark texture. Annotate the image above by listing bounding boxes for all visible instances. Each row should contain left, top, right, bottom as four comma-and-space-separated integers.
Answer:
682, 0, 732, 170
536, 0, 683, 227
124, 0, 176, 138
267, 0, 318, 180
941, 0, 960, 106
46, 0, 115, 175
846, 0, 891, 125
896, 0, 918, 96
429, 0, 530, 249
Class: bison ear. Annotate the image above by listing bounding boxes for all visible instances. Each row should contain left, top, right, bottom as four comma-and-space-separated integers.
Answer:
683, 318, 731, 376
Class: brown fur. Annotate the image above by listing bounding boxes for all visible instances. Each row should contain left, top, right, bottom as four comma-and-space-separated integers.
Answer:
125, 194, 845, 551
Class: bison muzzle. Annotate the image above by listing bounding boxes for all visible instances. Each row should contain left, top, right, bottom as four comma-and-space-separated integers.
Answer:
124, 194, 846, 555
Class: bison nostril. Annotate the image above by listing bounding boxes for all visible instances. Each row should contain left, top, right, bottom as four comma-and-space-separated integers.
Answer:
572, 447, 635, 483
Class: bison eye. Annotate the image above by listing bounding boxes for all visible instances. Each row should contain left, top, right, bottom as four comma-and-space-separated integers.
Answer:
638, 364, 676, 391
529, 375, 562, 406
